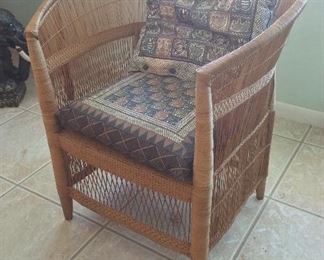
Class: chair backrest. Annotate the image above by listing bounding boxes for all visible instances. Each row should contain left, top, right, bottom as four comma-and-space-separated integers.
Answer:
26, 0, 147, 109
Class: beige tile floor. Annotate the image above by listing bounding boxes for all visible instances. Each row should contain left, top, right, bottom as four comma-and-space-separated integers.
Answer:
0, 77, 323, 260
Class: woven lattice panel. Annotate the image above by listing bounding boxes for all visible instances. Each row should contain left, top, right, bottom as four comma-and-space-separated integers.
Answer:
209, 112, 273, 246
50, 37, 134, 109
64, 153, 191, 243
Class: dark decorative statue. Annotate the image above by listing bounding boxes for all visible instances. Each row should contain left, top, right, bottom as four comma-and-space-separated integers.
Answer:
0, 8, 30, 107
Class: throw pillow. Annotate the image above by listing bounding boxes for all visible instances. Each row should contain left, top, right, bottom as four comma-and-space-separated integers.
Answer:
129, 0, 278, 81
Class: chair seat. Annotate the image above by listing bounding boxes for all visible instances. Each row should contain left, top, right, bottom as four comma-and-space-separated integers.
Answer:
58, 72, 195, 182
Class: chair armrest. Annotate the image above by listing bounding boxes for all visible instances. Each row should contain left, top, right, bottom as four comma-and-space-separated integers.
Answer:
193, 0, 307, 170
196, 0, 306, 103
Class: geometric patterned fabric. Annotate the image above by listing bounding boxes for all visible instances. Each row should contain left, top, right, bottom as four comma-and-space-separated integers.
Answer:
130, 0, 278, 80
175, 0, 278, 39
58, 72, 195, 182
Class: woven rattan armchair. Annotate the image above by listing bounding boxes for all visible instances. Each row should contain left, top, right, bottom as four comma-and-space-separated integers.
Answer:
26, 0, 306, 259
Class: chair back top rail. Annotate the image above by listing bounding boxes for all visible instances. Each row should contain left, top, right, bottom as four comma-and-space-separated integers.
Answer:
26, 0, 146, 51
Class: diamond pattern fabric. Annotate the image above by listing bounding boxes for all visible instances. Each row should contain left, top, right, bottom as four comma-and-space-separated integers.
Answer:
58, 73, 195, 182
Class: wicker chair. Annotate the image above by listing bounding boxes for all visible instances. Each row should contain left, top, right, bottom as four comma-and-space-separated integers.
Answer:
26, 0, 306, 259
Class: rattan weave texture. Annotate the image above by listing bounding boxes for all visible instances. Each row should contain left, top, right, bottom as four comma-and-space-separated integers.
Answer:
26, 0, 306, 259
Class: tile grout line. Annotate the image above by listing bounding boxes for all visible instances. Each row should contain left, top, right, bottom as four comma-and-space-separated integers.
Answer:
226, 197, 267, 260
272, 133, 302, 142
0, 161, 171, 257
69, 226, 105, 260
20, 101, 39, 112
272, 132, 306, 143
69, 225, 170, 260
17, 160, 52, 185
103, 225, 173, 260
0, 175, 17, 185
268, 125, 311, 198
0, 184, 16, 200
0, 109, 26, 127
0, 159, 51, 187
86, 196, 172, 259
274, 127, 324, 149
230, 198, 270, 260
70, 192, 171, 259
24, 109, 41, 116
16, 184, 107, 227
298, 125, 324, 149
0, 175, 106, 227
303, 141, 324, 150
24, 107, 41, 116
0, 104, 41, 129
269, 197, 324, 220
266, 138, 301, 196
0, 104, 40, 128
21, 186, 170, 260
231, 125, 312, 259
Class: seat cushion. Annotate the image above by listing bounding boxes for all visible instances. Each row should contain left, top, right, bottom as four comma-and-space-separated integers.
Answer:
58, 73, 195, 182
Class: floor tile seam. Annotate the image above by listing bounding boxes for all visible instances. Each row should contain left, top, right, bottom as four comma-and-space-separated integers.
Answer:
70, 225, 170, 260
104, 225, 172, 260
272, 132, 305, 143
24, 106, 41, 116
0, 180, 169, 260
302, 141, 324, 150
0, 160, 51, 187
232, 127, 311, 259
25, 109, 41, 116
269, 125, 312, 198
17, 183, 170, 258
20, 103, 39, 111
266, 137, 301, 196
0, 109, 26, 127
273, 122, 310, 142
17, 160, 52, 185
303, 125, 324, 148
69, 226, 105, 260
269, 197, 324, 220
301, 125, 313, 141
0, 175, 17, 185
228, 198, 269, 260
231, 197, 271, 260
14, 183, 106, 227
0, 185, 17, 200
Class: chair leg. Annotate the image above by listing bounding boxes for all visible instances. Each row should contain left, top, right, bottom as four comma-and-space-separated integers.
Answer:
51, 147, 73, 220
191, 187, 212, 260
29, 36, 73, 220
256, 178, 266, 200
59, 194, 73, 220
190, 81, 214, 260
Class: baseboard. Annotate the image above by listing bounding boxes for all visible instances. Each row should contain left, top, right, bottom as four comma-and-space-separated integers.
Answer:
275, 101, 324, 128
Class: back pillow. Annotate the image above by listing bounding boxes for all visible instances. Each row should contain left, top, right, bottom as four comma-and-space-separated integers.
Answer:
130, 0, 278, 81
175, 0, 279, 39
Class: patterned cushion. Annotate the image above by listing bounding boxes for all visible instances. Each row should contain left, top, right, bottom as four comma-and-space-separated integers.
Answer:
175, 0, 278, 39
58, 73, 195, 182
130, 0, 278, 80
